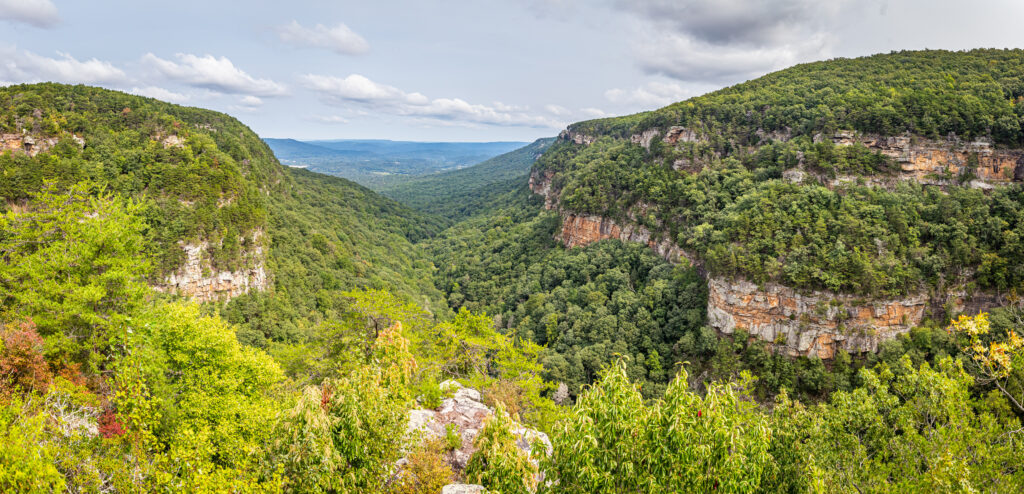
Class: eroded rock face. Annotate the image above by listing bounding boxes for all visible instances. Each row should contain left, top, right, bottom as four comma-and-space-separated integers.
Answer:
630, 128, 661, 149
664, 126, 700, 145
529, 168, 1000, 358
528, 169, 558, 210
707, 277, 929, 358
557, 212, 692, 265
442, 485, 485, 494
153, 229, 269, 303
558, 129, 596, 146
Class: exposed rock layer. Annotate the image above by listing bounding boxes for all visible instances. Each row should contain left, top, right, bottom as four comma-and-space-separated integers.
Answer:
153, 230, 268, 303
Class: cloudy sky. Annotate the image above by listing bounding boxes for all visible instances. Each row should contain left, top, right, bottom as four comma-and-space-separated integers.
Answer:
2, 0, 1023, 141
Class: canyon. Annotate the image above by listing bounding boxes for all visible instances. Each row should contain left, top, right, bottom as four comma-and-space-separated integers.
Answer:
529, 136, 1004, 358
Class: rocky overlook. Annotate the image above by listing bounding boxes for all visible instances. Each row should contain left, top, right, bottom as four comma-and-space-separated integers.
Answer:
404, 381, 550, 490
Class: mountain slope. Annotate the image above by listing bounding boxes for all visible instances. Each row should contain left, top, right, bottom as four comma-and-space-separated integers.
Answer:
0, 83, 446, 343
381, 137, 554, 219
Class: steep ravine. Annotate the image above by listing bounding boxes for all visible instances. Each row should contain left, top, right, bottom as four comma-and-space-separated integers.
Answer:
529, 141, 1003, 359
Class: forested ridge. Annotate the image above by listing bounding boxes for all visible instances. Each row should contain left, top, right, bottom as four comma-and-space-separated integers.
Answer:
536, 49, 1024, 296
1, 50, 1024, 493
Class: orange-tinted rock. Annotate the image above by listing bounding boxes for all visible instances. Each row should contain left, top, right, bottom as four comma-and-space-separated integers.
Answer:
706, 277, 927, 358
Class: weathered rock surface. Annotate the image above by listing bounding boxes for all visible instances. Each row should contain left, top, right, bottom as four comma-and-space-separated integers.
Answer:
557, 212, 692, 265
1, 132, 81, 157
153, 229, 269, 303
442, 484, 485, 494
630, 128, 661, 149
615, 125, 1024, 188
707, 277, 929, 358
529, 166, 1001, 358
405, 380, 551, 475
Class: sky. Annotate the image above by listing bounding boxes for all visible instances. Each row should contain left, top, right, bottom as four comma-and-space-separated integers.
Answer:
2, 0, 1024, 142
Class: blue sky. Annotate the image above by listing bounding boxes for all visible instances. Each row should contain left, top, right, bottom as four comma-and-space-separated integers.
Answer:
2, 0, 1024, 141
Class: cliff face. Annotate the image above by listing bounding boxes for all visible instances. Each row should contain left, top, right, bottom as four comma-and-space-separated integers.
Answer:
824, 132, 1024, 186
154, 230, 269, 303
557, 212, 693, 265
529, 163, 998, 359
1, 132, 83, 157
706, 277, 926, 358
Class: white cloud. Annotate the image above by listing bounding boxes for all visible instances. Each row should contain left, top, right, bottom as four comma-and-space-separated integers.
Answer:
545, 104, 571, 116
635, 31, 828, 84
0, 47, 126, 84
301, 73, 563, 128
239, 95, 263, 107
605, 81, 694, 108
276, 20, 370, 55
129, 86, 191, 104
0, 0, 59, 28
579, 107, 610, 118
301, 74, 418, 103
142, 53, 287, 97
309, 115, 350, 124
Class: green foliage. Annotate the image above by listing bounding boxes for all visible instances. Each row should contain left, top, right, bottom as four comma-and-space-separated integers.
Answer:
388, 438, 454, 494
465, 404, 539, 494
427, 197, 708, 398
273, 360, 409, 492
540, 135, 1024, 296
780, 356, 1024, 491
116, 301, 285, 489
542, 361, 773, 493
443, 423, 462, 451
537, 50, 1024, 296
573, 49, 1024, 146
0, 182, 149, 372
0, 398, 65, 493
221, 168, 447, 348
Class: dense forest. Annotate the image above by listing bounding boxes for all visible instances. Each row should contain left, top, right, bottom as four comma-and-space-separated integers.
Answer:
2, 50, 1024, 493
380, 138, 554, 220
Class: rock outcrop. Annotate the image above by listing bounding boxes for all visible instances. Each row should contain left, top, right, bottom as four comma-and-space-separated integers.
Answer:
614, 125, 1024, 188
529, 166, 1000, 359
405, 381, 550, 486
558, 129, 596, 146
442, 485, 485, 494
154, 230, 269, 303
1, 132, 82, 157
